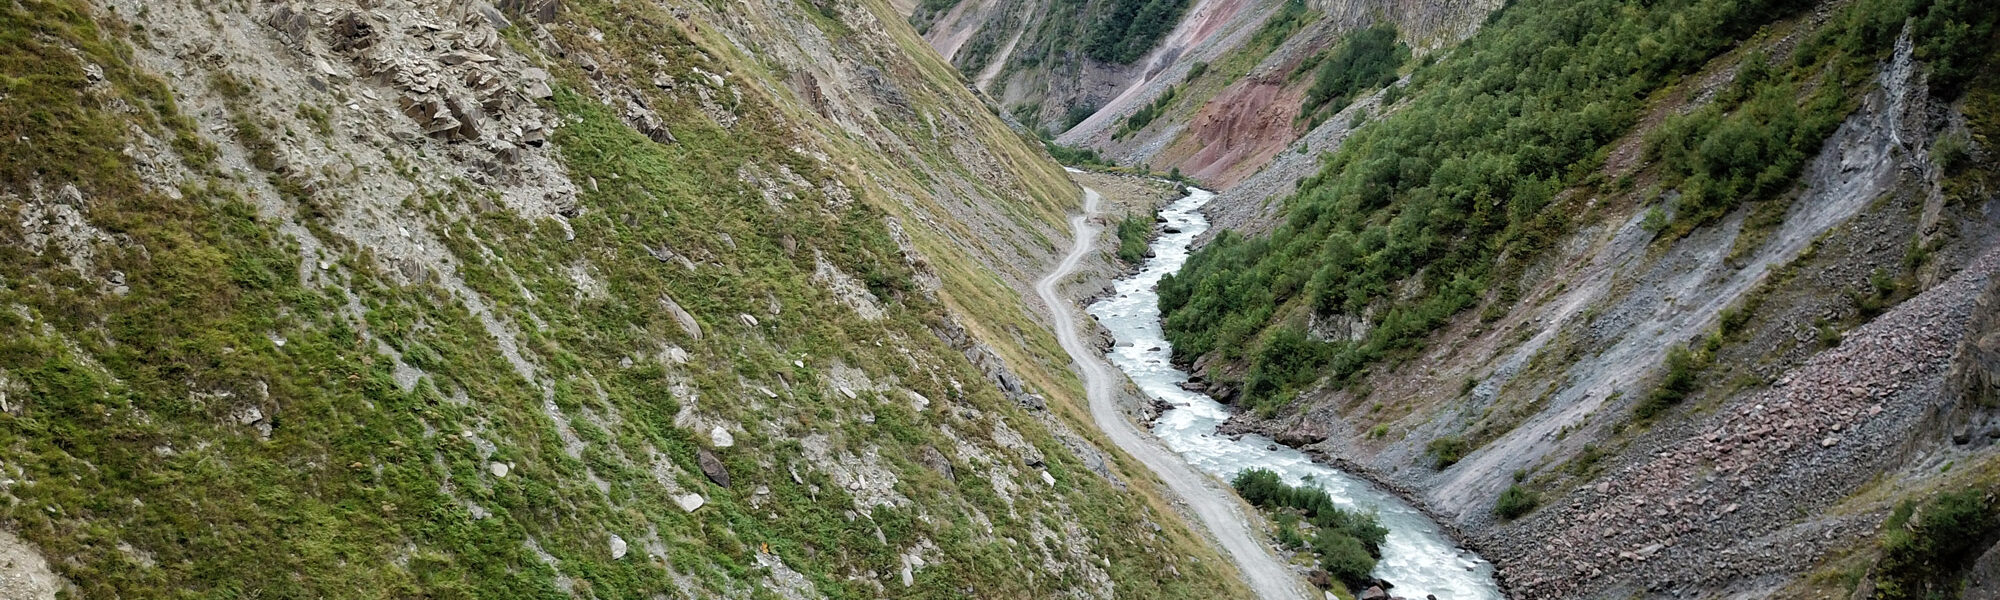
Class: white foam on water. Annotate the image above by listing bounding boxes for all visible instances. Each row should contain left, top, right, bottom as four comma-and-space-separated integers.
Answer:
1089, 188, 1504, 600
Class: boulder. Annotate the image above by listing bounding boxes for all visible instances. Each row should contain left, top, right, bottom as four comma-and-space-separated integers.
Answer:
264, 3, 313, 43
916, 445, 956, 482
1358, 586, 1388, 600
1275, 423, 1329, 447
624, 98, 677, 145
329, 11, 375, 52
1963, 541, 2000, 599
522, 68, 555, 100
1307, 569, 1331, 589
661, 295, 702, 339
444, 95, 486, 141
697, 447, 730, 488
469, 1, 512, 29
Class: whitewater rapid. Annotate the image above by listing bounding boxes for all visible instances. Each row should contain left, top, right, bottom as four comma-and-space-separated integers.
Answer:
1087, 188, 1504, 600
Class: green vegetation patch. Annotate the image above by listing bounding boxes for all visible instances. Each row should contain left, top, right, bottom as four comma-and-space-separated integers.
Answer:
1045, 139, 1114, 168
1157, 0, 1991, 413
1871, 487, 2000, 599
1300, 24, 1408, 118
1085, 0, 1193, 64
1116, 85, 1179, 139
1116, 214, 1153, 263
1493, 484, 1541, 520
1233, 468, 1388, 589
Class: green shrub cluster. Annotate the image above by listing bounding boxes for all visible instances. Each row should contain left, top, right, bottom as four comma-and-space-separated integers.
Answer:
1085, 0, 1193, 64
1426, 436, 1469, 469
1232, 469, 1388, 588
1251, 0, 1312, 55
1116, 215, 1153, 263
1633, 345, 1701, 421
1302, 24, 1408, 117
1158, 0, 1993, 408
1873, 488, 2000, 599
1185, 61, 1209, 81
1045, 140, 1113, 167
909, 0, 962, 33
1241, 327, 1335, 410
1493, 484, 1541, 520
1116, 85, 1179, 139
1643, 69, 1847, 233
1062, 103, 1100, 130
1911, 0, 2000, 98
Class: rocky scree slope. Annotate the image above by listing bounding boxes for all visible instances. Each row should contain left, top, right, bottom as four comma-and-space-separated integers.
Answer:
1154, 0, 2000, 595
0, 0, 1250, 598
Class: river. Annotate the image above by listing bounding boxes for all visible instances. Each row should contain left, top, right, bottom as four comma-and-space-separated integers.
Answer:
1086, 187, 1505, 600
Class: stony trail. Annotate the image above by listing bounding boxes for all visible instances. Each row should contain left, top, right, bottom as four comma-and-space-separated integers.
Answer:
1036, 185, 1311, 600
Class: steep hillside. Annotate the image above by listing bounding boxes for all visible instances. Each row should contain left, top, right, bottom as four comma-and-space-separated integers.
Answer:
907, 0, 1276, 137
905, 0, 1502, 185
1148, 0, 2000, 595
1059, 0, 1497, 189
0, 0, 1252, 598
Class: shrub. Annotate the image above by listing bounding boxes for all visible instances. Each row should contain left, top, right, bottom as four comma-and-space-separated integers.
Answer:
1276, 516, 1309, 549
1634, 345, 1699, 421
1912, 0, 2000, 98
1232, 468, 1287, 505
1303, 24, 1408, 115
1062, 104, 1099, 130
1719, 305, 1750, 336
1242, 327, 1334, 409
1493, 484, 1541, 520
1427, 436, 1468, 469
1566, 443, 1607, 476
1044, 140, 1111, 167
1118, 86, 1179, 138
1315, 531, 1377, 587
1115, 215, 1152, 263
1817, 320, 1844, 348
1932, 130, 1972, 176
1185, 61, 1209, 81
1873, 488, 1999, 599
1085, 0, 1193, 64
1249, 0, 1312, 55
1641, 206, 1669, 235
1232, 468, 1388, 559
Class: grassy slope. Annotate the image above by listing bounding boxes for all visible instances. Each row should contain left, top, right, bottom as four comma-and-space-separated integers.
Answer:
0, 0, 1242, 598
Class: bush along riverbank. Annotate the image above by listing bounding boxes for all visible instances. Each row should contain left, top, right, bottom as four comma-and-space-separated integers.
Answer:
1234, 468, 1390, 595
